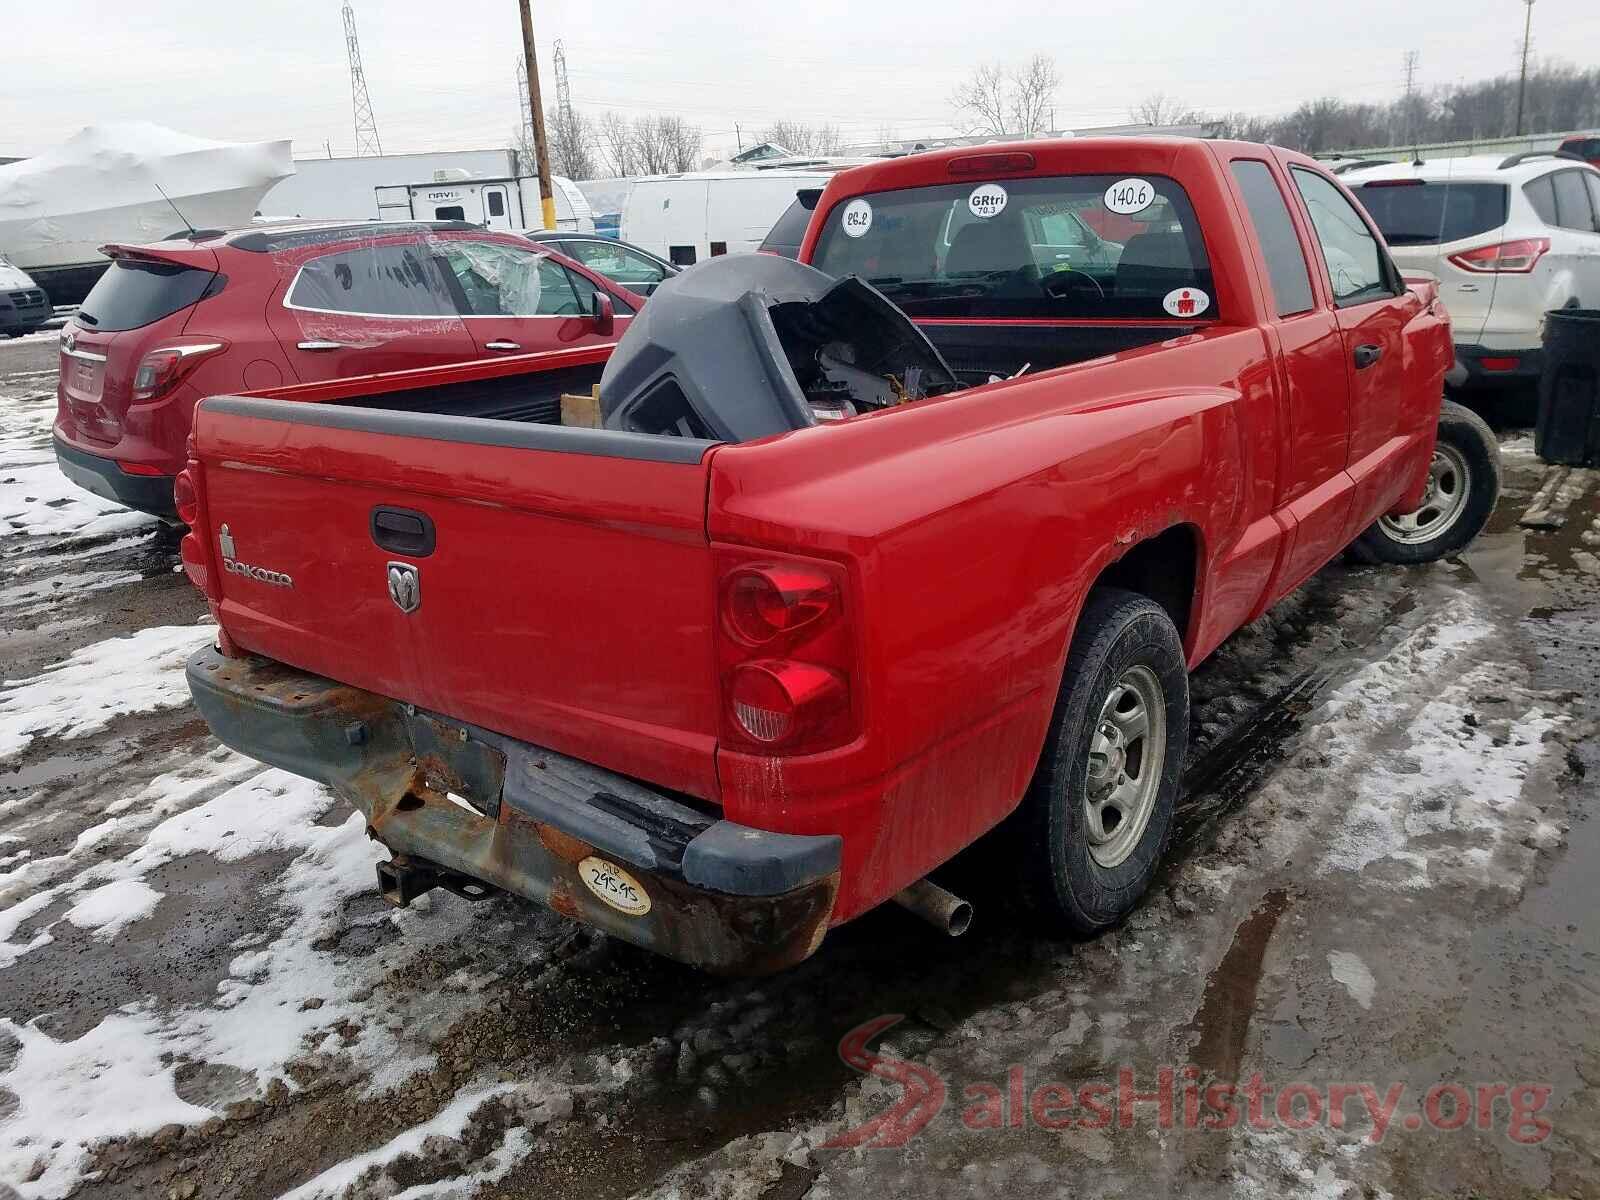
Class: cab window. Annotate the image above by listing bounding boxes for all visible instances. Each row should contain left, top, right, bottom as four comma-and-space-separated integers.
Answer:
1290, 168, 1398, 306
809, 174, 1214, 320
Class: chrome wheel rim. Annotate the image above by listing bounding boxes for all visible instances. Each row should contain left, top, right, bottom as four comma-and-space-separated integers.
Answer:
1084, 665, 1166, 869
1378, 443, 1471, 545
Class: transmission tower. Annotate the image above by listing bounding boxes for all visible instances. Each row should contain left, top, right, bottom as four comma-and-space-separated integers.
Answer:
342, 2, 383, 157
553, 39, 573, 125
517, 59, 534, 142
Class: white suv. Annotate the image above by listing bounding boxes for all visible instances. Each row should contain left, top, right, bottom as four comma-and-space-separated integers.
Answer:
1342, 152, 1600, 389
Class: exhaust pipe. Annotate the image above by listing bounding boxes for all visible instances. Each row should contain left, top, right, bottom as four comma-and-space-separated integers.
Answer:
893, 878, 973, 937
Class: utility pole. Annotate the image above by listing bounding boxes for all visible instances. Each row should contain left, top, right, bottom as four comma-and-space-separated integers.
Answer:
516, 0, 557, 229
1515, 0, 1535, 136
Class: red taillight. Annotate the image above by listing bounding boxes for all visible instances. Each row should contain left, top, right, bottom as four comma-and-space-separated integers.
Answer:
131, 341, 226, 403
724, 565, 836, 646
173, 468, 200, 526
948, 152, 1035, 176
716, 551, 855, 754
730, 661, 847, 744
1447, 238, 1549, 274
117, 461, 165, 477
1479, 356, 1522, 372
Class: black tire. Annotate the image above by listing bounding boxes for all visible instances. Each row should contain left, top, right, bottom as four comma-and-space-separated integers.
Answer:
1350, 399, 1500, 565
1018, 587, 1188, 937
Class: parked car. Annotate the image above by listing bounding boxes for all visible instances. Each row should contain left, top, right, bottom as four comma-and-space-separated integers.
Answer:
1344, 151, 1600, 389
52, 221, 640, 519
522, 231, 678, 295
178, 138, 1497, 973
1557, 134, 1600, 168
0, 251, 51, 337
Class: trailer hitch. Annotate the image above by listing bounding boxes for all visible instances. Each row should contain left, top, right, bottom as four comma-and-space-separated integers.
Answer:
376, 853, 498, 908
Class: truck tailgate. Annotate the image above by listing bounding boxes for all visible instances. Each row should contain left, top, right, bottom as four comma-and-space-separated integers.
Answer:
190, 397, 722, 799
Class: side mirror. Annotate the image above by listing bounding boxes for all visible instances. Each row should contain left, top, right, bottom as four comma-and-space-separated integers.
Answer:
590, 290, 615, 336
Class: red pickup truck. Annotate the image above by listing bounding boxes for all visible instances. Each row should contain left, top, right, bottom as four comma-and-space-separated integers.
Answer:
179, 139, 1497, 972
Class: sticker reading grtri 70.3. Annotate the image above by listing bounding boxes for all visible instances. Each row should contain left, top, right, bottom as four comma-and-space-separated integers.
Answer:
968, 183, 1008, 219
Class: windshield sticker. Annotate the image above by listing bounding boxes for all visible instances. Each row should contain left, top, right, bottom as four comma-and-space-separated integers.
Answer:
1163, 286, 1210, 317
841, 198, 873, 238
968, 183, 1009, 219
1104, 177, 1157, 215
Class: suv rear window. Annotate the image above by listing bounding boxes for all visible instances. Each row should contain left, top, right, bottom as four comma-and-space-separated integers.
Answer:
78, 259, 217, 332
1352, 181, 1508, 246
810, 174, 1213, 320
759, 191, 821, 258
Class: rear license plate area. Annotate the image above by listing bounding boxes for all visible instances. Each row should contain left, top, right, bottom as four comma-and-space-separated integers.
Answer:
404, 712, 508, 819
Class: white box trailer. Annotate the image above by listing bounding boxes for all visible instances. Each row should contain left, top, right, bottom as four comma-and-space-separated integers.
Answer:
375, 174, 594, 233
621, 170, 837, 265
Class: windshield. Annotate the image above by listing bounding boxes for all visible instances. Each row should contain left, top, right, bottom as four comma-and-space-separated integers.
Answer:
1353, 181, 1508, 246
810, 174, 1214, 320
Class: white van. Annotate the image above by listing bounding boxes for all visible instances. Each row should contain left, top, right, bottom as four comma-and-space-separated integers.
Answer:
375, 174, 595, 234
621, 171, 836, 266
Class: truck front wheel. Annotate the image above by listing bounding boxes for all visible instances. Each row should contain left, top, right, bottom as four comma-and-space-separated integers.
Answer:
1019, 588, 1188, 936
1350, 399, 1500, 565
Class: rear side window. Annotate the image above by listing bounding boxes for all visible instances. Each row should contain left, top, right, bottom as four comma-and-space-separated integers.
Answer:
810, 174, 1214, 320
288, 244, 457, 316
78, 259, 216, 332
1230, 160, 1315, 316
1551, 171, 1599, 233
1354, 181, 1508, 245
1290, 168, 1396, 307
1524, 176, 1559, 224
759, 195, 818, 258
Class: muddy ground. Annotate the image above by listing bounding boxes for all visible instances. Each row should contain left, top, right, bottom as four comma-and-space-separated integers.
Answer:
1, 333, 1596, 1200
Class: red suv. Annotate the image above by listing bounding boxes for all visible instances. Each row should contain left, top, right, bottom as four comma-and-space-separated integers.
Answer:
53, 221, 641, 518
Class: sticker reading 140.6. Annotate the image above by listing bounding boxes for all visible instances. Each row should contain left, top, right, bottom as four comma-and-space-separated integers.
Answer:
1104, 177, 1156, 215
841, 198, 873, 238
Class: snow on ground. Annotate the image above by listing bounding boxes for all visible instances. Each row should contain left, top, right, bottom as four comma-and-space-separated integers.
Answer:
62, 877, 162, 938
0, 623, 215, 759
0, 460, 156, 541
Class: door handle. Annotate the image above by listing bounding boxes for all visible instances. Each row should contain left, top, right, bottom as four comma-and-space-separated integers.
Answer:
484, 340, 522, 352
1353, 343, 1384, 369
370, 505, 436, 556
296, 340, 347, 352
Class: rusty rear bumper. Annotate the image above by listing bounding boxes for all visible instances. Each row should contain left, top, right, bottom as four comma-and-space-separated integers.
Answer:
186, 646, 841, 973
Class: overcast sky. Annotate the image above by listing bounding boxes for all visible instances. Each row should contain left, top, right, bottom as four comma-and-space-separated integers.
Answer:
7, 0, 1598, 162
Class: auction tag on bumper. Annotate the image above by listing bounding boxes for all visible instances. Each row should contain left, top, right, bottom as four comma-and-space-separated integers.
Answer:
968, 183, 1008, 219
578, 855, 651, 916
1104, 177, 1156, 215
841, 198, 873, 237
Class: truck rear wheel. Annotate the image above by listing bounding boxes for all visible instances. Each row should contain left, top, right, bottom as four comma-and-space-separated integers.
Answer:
1019, 588, 1188, 936
1350, 400, 1500, 565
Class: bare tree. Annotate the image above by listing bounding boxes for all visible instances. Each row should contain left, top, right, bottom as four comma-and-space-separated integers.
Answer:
596, 111, 635, 177
1130, 93, 1205, 127
757, 120, 846, 155
952, 56, 1060, 138
1009, 54, 1060, 137
951, 62, 1011, 137
536, 105, 595, 180
628, 114, 702, 175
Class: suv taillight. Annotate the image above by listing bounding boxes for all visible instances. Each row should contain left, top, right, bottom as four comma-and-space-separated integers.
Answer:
716, 554, 856, 754
131, 341, 226, 403
1447, 238, 1550, 274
